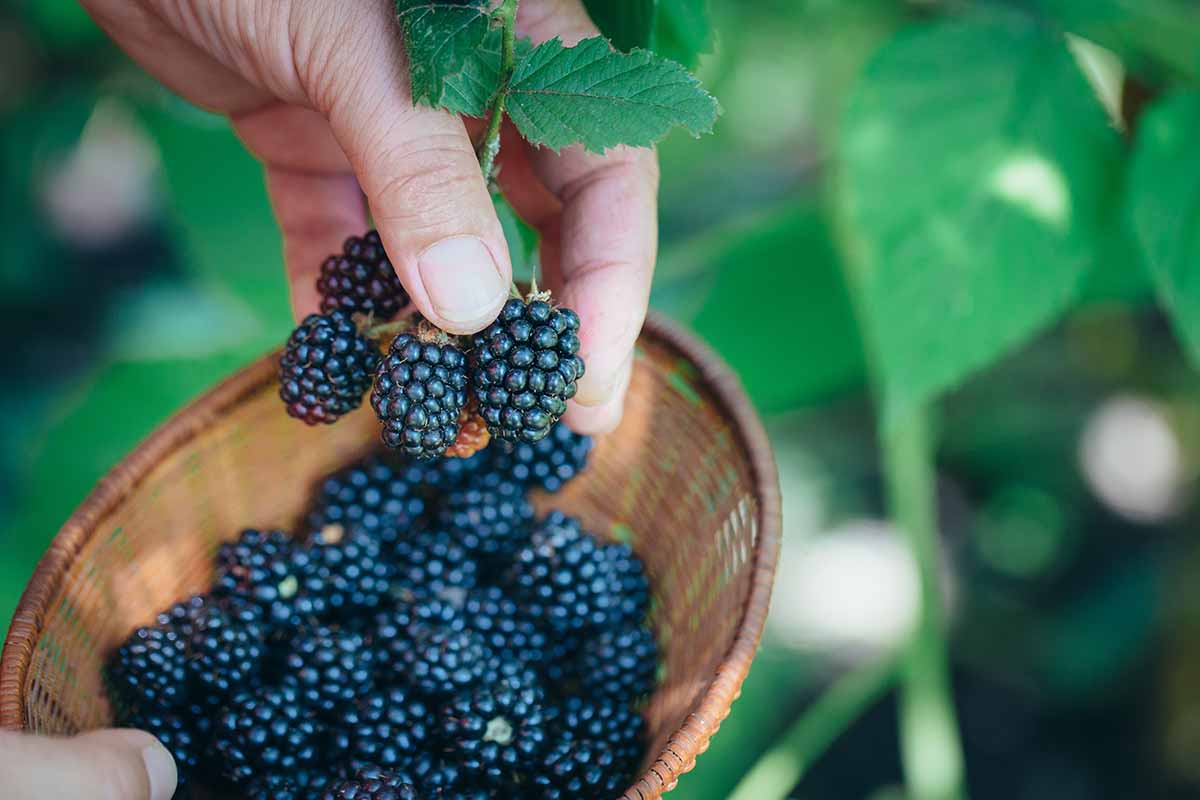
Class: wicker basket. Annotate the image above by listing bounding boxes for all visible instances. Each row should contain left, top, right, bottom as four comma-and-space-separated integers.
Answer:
0, 313, 780, 799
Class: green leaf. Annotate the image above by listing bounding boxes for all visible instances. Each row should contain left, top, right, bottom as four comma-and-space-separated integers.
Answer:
493, 193, 539, 284
583, 0, 658, 52
441, 32, 533, 118
655, 0, 713, 69
396, 0, 492, 107
506, 37, 719, 153
837, 13, 1124, 427
1029, 0, 1200, 84
1127, 91, 1200, 364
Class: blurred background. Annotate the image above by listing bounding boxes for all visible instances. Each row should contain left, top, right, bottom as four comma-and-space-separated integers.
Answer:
3, 0, 1200, 798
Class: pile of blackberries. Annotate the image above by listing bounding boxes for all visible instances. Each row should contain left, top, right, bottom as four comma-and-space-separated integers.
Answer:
280, 230, 585, 458
105, 423, 659, 799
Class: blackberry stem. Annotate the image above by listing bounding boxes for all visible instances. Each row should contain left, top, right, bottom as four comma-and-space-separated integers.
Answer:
478, 0, 520, 182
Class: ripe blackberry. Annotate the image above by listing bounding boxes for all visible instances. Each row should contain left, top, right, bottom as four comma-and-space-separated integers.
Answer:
405, 448, 491, 493
283, 625, 377, 717
534, 739, 636, 800
371, 331, 469, 459
186, 597, 267, 700
545, 695, 645, 758
247, 770, 335, 800
489, 421, 593, 493
471, 296, 585, 443
441, 675, 549, 788
436, 476, 534, 562
280, 311, 379, 425
323, 766, 419, 800
214, 529, 330, 630
337, 687, 431, 772
317, 230, 408, 319
154, 593, 208, 638
391, 528, 480, 599
304, 454, 426, 546
125, 711, 201, 784
603, 539, 652, 628
310, 526, 395, 615
554, 624, 657, 707
506, 511, 647, 639
404, 752, 489, 798
105, 625, 189, 714
463, 585, 549, 667
214, 684, 324, 785
395, 623, 498, 698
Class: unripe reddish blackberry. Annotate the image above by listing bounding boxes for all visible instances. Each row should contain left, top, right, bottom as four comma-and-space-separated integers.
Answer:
470, 297, 585, 443
371, 330, 469, 459
317, 230, 408, 319
280, 311, 379, 425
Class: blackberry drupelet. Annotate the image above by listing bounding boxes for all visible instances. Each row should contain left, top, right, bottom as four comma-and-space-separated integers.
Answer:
283, 625, 377, 717
533, 738, 636, 800
105, 625, 189, 714
247, 770, 335, 800
186, 597, 266, 700
566, 624, 658, 704
371, 331, 469, 459
470, 296, 585, 443
545, 695, 645, 758
391, 528, 479, 599
280, 311, 380, 425
214, 529, 330, 630
395, 623, 498, 698
489, 421, 593, 493
436, 476, 534, 562
411, 448, 491, 491
404, 752, 489, 798
506, 511, 647, 640
154, 593, 208, 638
125, 711, 202, 785
317, 230, 408, 319
214, 684, 324, 785
337, 687, 431, 772
323, 765, 420, 800
304, 454, 426, 546
463, 585, 549, 667
310, 526, 395, 616
440, 675, 549, 788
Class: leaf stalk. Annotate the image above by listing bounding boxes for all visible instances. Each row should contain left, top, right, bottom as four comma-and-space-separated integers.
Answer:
479, 0, 519, 181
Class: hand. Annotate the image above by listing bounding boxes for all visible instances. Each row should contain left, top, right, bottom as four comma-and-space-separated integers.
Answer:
79, 0, 658, 433
0, 728, 177, 800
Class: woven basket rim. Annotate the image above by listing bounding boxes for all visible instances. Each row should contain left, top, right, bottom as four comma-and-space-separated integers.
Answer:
0, 312, 781, 799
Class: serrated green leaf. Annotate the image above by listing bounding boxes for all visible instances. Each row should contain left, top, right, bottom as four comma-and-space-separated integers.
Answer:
837, 14, 1124, 427
441, 32, 533, 118
655, 0, 713, 68
396, 0, 491, 107
584, 0, 658, 52
505, 37, 719, 153
1128, 91, 1200, 364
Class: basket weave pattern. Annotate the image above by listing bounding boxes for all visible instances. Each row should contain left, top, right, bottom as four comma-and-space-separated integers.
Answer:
0, 315, 780, 800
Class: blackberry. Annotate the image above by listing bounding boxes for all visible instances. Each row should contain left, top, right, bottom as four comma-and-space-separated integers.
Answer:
280, 311, 379, 425
534, 738, 636, 799
565, 625, 658, 704
214, 684, 324, 785
404, 752, 489, 798
545, 695, 645, 758
489, 421, 593, 493
304, 454, 426, 545
125, 711, 201, 785
310, 526, 395, 615
214, 529, 330, 630
470, 296, 585, 443
154, 593, 208, 638
395, 623, 498, 698
463, 585, 549, 667
337, 687, 431, 772
436, 476, 534, 562
323, 766, 419, 800
506, 511, 647, 640
603, 539, 652, 628
371, 331, 469, 459
185, 597, 267, 700
391, 528, 479, 599
440, 675, 549, 788
283, 625, 377, 717
247, 769, 335, 800
105, 625, 189, 714
317, 230, 408, 319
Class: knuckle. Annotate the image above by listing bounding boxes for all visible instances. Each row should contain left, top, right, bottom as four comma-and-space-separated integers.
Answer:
372, 139, 482, 227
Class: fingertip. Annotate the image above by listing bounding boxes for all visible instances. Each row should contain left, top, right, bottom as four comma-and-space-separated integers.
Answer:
408, 234, 510, 335
564, 352, 633, 434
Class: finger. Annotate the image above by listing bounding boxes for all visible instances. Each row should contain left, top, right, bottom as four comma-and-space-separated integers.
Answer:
321, 28, 511, 335
564, 348, 634, 434
1, 728, 176, 800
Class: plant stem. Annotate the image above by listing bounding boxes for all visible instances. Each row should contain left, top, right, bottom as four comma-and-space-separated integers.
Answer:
883, 408, 966, 800
728, 654, 900, 800
478, 0, 519, 181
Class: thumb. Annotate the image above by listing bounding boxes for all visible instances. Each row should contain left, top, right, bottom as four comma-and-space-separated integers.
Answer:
0, 728, 177, 800
321, 25, 511, 334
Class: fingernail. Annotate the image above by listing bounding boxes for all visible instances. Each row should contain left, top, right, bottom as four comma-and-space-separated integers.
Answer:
418, 236, 507, 326
141, 743, 177, 800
